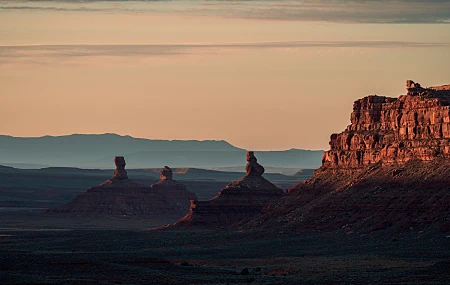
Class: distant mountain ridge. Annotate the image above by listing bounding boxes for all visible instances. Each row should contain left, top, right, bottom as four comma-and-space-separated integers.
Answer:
0, 134, 323, 169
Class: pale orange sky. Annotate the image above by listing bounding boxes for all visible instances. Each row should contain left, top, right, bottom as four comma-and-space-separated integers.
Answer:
1, 1, 450, 150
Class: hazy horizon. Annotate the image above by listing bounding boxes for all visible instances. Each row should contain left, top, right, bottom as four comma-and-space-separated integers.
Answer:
0, 132, 325, 151
1, 0, 450, 151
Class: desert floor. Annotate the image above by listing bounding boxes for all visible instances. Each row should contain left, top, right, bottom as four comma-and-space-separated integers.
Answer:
1, 213, 449, 285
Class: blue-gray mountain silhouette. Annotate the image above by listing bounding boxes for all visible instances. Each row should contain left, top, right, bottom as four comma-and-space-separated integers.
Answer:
0, 134, 323, 169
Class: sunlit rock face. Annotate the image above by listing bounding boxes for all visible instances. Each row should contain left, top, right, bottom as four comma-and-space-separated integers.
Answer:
239, 81, 450, 234
46, 159, 196, 217
320, 81, 450, 173
174, 152, 285, 228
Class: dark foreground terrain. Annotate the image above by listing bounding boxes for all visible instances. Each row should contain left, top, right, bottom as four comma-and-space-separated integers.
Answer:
1, 225, 450, 285
0, 164, 449, 284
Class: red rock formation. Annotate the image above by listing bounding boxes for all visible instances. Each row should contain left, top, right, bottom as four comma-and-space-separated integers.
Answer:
174, 152, 284, 228
150, 166, 197, 214
46, 158, 197, 218
320, 81, 450, 173
93, 156, 142, 188
240, 81, 450, 234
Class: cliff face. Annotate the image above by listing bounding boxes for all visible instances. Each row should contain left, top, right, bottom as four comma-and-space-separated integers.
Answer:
240, 81, 450, 234
321, 82, 450, 172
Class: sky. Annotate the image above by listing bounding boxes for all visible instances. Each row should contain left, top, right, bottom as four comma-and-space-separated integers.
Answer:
1, 0, 450, 150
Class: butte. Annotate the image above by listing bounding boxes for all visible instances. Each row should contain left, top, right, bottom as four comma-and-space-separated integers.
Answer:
241, 81, 450, 234
174, 151, 285, 228
46, 157, 197, 219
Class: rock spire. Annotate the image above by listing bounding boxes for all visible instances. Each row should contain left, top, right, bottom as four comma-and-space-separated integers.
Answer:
112, 156, 128, 179
174, 152, 284, 228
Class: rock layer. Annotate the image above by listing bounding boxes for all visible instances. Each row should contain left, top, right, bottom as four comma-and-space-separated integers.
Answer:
321, 81, 450, 173
47, 158, 197, 217
175, 152, 284, 228
240, 81, 450, 234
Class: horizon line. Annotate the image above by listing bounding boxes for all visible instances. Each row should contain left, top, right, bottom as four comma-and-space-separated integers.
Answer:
0, 133, 326, 152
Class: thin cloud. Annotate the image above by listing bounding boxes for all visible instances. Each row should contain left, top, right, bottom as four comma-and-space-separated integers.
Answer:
1, 0, 450, 24
1, 41, 449, 65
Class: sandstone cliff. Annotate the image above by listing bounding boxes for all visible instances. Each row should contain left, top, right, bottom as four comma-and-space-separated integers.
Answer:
240, 81, 450, 234
321, 81, 450, 173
